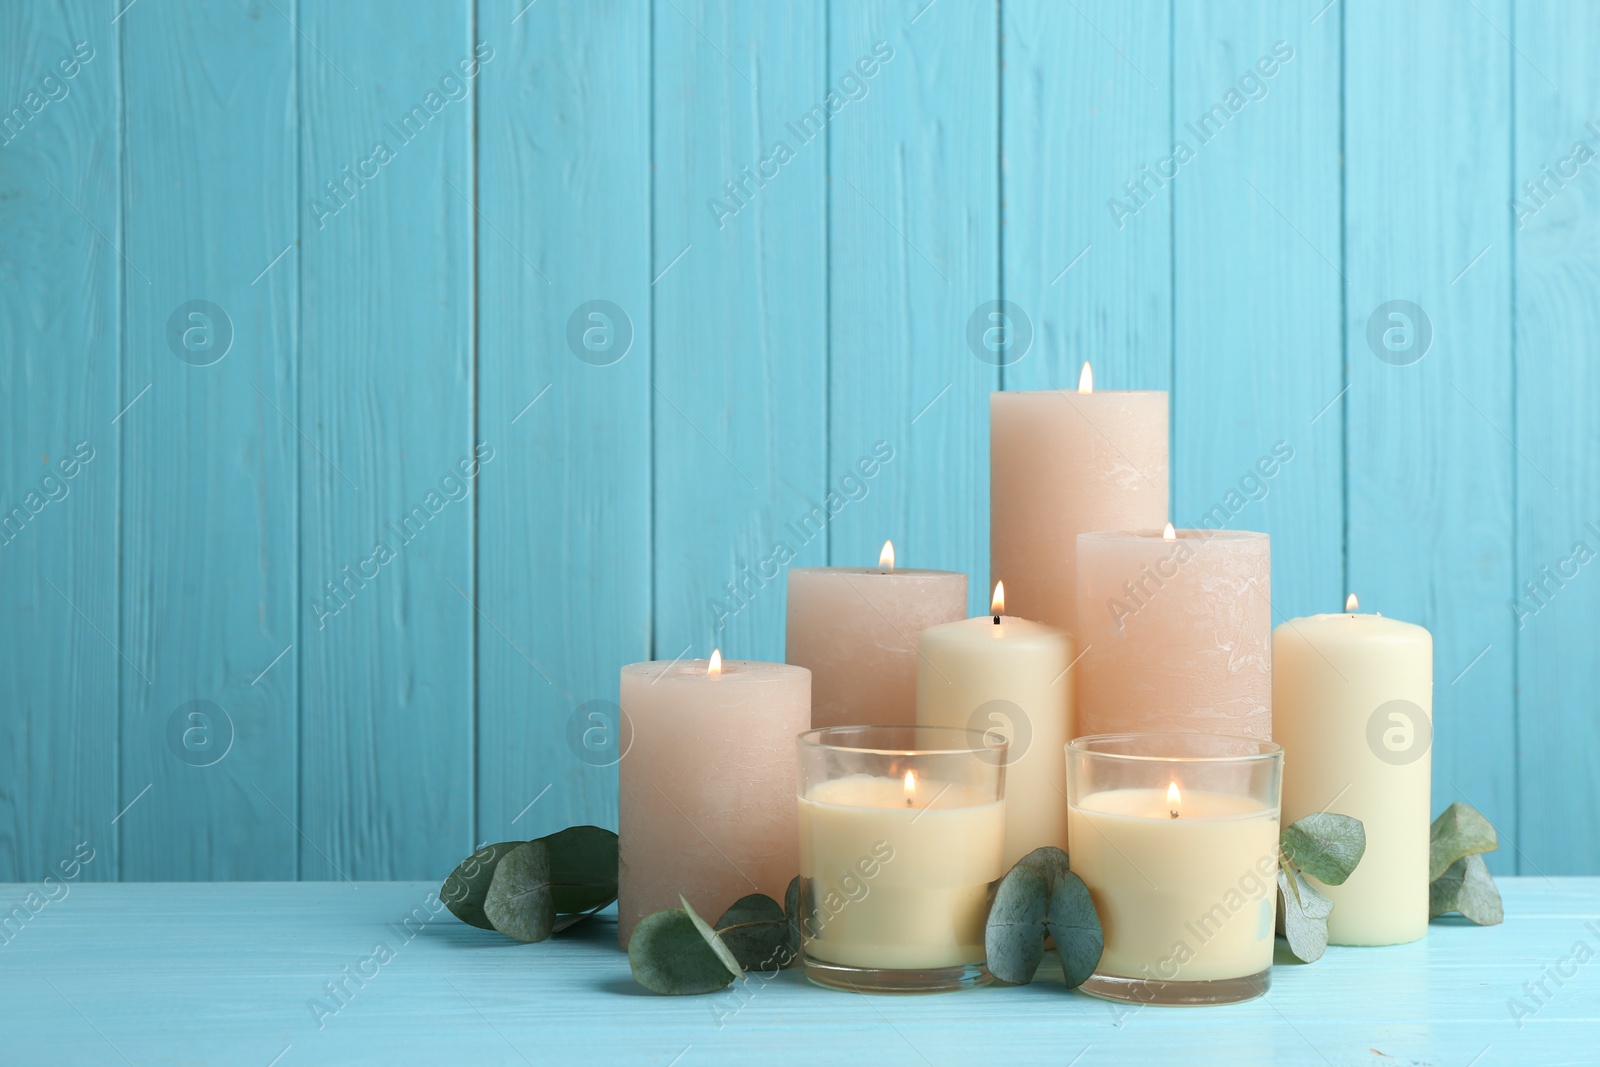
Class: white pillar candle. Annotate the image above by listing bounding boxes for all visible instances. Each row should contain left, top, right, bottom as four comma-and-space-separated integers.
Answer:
990, 364, 1168, 634
786, 541, 966, 729
1273, 596, 1433, 946
617, 653, 810, 947
1075, 527, 1271, 739
1068, 786, 1279, 982
916, 583, 1074, 870
799, 774, 1004, 970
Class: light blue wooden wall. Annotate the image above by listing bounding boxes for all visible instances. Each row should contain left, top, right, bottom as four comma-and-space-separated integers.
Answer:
2, 0, 1594, 880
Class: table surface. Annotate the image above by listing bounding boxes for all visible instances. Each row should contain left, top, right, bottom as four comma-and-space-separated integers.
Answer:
3, 878, 1596, 1066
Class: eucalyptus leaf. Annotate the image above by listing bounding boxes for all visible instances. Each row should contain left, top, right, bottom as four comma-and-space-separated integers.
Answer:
982, 847, 1103, 988
783, 875, 801, 961
680, 894, 746, 978
1429, 803, 1498, 882
483, 840, 558, 942
984, 859, 1049, 984
441, 841, 523, 930
1280, 813, 1366, 886
1276, 865, 1334, 963
714, 893, 793, 971
1430, 854, 1504, 925
1045, 868, 1103, 988
628, 907, 739, 995
540, 825, 620, 914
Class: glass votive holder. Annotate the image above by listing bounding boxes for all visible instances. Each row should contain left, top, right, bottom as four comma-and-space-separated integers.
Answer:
797, 725, 1006, 994
1066, 732, 1283, 1006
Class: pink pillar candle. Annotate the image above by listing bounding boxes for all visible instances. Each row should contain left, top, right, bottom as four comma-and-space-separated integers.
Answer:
990, 372, 1168, 634
617, 656, 810, 947
786, 544, 966, 729
1074, 528, 1271, 739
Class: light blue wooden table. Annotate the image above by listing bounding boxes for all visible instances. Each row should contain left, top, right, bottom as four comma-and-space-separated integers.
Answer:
3, 879, 1594, 1065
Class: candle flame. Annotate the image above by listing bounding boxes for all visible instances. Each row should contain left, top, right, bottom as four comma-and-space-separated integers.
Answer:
1167, 780, 1181, 819
1078, 361, 1094, 394
708, 649, 722, 677
1346, 593, 1359, 613
991, 581, 1005, 616
879, 539, 895, 571
903, 769, 916, 807
1162, 522, 1176, 541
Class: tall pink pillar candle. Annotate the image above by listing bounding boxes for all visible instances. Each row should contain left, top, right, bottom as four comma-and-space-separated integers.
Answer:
617, 656, 810, 947
1075, 528, 1271, 739
990, 369, 1168, 634
786, 543, 966, 729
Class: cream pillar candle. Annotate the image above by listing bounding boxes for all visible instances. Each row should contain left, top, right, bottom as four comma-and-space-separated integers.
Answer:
786, 541, 967, 729
1075, 527, 1271, 739
990, 363, 1168, 633
798, 774, 1004, 971
1068, 787, 1279, 982
1273, 595, 1433, 946
916, 583, 1074, 870
617, 653, 810, 947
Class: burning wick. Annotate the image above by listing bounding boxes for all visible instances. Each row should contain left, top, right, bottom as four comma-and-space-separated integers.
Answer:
991, 581, 1005, 626
903, 769, 916, 808
1167, 780, 1181, 820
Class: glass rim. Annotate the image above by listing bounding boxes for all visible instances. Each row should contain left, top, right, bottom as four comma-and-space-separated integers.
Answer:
798, 724, 999, 756
1068, 731, 1282, 763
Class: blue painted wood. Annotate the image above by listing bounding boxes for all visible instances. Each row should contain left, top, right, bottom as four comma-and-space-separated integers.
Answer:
1172, 5, 1343, 625
0, 0, 119, 881
652, 0, 829, 666
1344, 0, 1517, 874
119, 0, 299, 878
828, 0, 997, 616
0, 879, 1592, 1064
475, 0, 652, 846
297, 2, 474, 878
1001, 0, 1171, 395
3, 0, 1599, 879
1512, 3, 1600, 875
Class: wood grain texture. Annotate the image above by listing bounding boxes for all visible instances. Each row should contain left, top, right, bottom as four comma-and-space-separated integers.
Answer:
652, 0, 828, 666
119, 0, 299, 879
1173, 5, 1343, 623
298, 2, 474, 878
828, 0, 997, 615
0, 0, 119, 881
0, 879, 1593, 1065
475, 0, 652, 846
1512, 3, 1600, 874
1344, 0, 1517, 873
1001, 0, 1171, 393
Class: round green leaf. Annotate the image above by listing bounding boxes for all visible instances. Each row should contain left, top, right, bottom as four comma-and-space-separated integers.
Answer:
1276, 864, 1333, 963
1281, 812, 1366, 886
679, 894, 745, 977
441, 841, 524, 930
715, 893, 792, 972
483, 840, 558, 942
984, 861, 1049, 984
541, 825, 619, 914
1430, 854, 1503, 925
629, 907, 740, 995
1044, 869, 1103, 988
1429, 803, 1498, 883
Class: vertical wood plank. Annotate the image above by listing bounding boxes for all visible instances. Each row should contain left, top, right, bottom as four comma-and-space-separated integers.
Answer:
652, 0, 827, 665
299, 3, 474, 877
0, 0, 119, 880
1512, 3, 1600, 873
1172, 5, 1342, 621
829, 0, 997, 614
476, 0, 652, 844
120, 0, 298, 879
1002, 0, 1171, 394
1345, 0, 1516, 871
